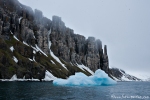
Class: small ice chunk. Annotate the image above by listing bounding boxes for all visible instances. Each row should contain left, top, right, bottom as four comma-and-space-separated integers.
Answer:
53, 69, 117, 86
13, 56, 18, 63
10, 46, 14, 52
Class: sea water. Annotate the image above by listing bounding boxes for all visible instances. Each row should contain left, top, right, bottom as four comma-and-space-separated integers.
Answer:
0, 81, 150, 100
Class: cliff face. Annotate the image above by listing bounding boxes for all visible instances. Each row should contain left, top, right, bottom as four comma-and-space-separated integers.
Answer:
0, 0, 110, 80
50, 16, 109, 72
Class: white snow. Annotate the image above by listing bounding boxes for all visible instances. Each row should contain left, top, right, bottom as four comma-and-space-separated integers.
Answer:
110, 74, 120, 81
35, 45, 48, 57
70, 62, 73, 66
13, 56, 18, 63
1, 71, 57, 81
9, 74, 18, 81
23, 41, 29, 46
47, 30, 68, 70
53, 69, 117, 86
50, 50, 68, 70
10, 31, 13, 35
10, 46, 14, 52
31, 46, 37, 51
121, 75, 132, 81
124, 70, 150, 81
9, 74, 39, 81
33, 56, 36, 62
33, 50, 36, 54
132, 74, 150, 81
42, 70, 57, 81
13, 35, 19, 41
28, 58, 33, 61
19, 17, 23, 24
77, 64, 94, 75
118, 69, 133, 81
33, 35, 36, 39
31, 45, 48, 57
51, 60, 55, 64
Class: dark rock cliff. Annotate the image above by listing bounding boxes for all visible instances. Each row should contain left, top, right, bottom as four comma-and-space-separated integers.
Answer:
0, 0, 110, 80
50, 16, 109, 72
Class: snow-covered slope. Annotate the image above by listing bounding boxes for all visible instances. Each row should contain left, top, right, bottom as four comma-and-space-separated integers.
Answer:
110, 68, 141, 81
129, 74, 150, 81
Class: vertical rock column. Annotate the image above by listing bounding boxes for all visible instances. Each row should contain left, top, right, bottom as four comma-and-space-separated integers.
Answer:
85, 37, 100, 72
102, 45, 109, 73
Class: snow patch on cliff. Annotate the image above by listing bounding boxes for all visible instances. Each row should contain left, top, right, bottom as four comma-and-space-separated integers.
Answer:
13, 35, 19, 41
77, 64, 94, 75
50, 50, 68, 70
48, 35, 67, 69
51, 60, 55, 64
10, 46, 14, 52
19, 17, 23, 24
42, 70, 57, 81
23, 41, 29, 46
13, 56, 18, 63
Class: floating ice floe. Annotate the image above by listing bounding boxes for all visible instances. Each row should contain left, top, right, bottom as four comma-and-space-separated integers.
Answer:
53, 69, 117, 86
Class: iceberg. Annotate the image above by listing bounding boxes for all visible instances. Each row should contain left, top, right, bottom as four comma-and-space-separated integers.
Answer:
53, 69, 117, 86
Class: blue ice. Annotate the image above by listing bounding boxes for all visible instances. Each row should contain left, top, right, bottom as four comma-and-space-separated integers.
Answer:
53, 69, 117, 86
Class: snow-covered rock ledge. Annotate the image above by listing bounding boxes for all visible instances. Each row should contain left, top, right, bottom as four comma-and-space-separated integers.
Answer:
0, 70, 57, 82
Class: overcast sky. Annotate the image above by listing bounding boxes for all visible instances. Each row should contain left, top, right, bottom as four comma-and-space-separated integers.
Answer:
18, 0, 150, 76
